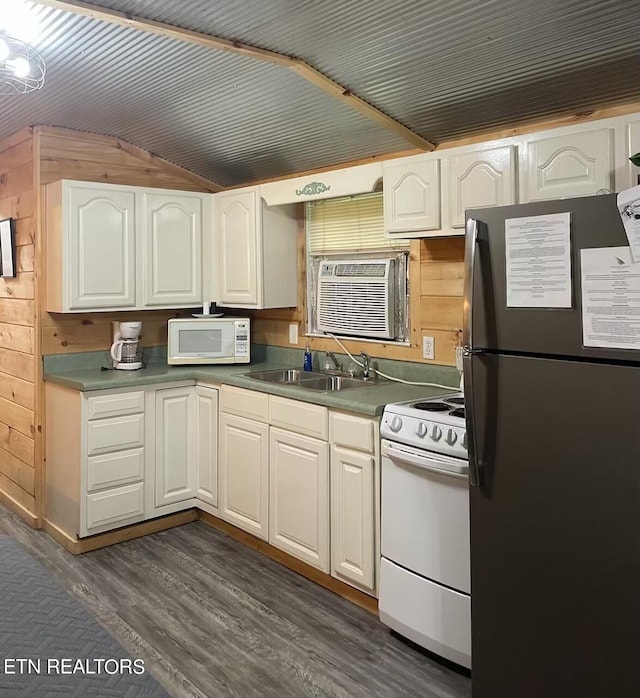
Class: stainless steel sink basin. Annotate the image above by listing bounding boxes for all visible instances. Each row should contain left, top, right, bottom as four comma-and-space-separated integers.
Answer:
243, 368, 384, 391
243, 368, 307, 384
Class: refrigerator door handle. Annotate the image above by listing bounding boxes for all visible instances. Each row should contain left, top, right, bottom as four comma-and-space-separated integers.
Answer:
463, 351, 482, 487
463, 217, 479, 351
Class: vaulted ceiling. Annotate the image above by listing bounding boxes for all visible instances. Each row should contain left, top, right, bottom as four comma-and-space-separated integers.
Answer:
1, 0, 639, 187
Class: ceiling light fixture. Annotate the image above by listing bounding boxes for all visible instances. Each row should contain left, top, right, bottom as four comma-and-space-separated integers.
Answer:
0, 33, 45, 94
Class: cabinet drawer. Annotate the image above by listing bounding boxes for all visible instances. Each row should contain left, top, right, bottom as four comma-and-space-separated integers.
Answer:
86, 391, 144, 420
85, 482, 144, 533
86, 448, 144, 492
270, 395, 328, 440
330, 412, 377, 453
87, 414, 144, 455
220, 385, 269, 422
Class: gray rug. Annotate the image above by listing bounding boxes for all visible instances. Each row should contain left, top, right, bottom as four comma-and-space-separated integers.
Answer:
0, 536, 168, 696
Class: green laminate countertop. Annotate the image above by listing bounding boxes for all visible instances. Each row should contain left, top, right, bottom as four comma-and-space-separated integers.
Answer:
44, 360, 460, 416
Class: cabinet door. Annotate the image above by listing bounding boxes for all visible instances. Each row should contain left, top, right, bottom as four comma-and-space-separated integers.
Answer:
214, 189, 259, 306
383, 158, 440, 233
331, 445, 375, 591
140, 192, 203, 307
446, 146, 516, 228
219, 412, 269, 539
155, 387, 195, 507
195, 385, 218, 508
269, 428, 329, 571
522, 128, 614, 202
68, 183, 136, 309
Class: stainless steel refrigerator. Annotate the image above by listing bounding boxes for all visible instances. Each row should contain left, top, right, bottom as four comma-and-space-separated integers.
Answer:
463, 194, 640, 697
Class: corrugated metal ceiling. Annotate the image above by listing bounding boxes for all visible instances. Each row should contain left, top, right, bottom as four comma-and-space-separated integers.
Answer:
1, 0, 639, 186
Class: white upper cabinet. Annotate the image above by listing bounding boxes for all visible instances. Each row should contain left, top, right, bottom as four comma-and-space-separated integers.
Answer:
213, 186, 298, 309
215, 188, 259, 306
383, 157, 441, 235
521, 127, 614, 202
140, 192, 203, 307
45, 180, 210, 312
47, 181, 137, 311
445, 145, 516, 228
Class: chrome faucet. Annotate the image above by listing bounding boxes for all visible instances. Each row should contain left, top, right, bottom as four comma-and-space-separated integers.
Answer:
360, 352, 371, 380
326, 352, 343, 372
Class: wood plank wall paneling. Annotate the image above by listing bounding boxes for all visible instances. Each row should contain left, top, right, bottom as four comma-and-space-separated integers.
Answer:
0, 127, 37, 518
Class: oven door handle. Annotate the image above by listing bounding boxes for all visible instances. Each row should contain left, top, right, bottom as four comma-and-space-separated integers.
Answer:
384, 442, 468, 480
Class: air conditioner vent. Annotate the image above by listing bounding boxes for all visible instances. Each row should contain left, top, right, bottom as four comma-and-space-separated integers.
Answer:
334, 263, 387, 277
317, 259, 396, 339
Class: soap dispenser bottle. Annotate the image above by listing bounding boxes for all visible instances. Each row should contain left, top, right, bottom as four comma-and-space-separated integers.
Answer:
303, 344, 313, 372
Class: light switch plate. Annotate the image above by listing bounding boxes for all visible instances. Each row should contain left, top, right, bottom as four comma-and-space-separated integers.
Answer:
289, 323, 299, 345
422, 335, 435, 360
456, 346, 464, 371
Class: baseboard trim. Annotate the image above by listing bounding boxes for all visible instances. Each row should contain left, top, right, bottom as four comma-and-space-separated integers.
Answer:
43, 510, 199, 554
198, 511, 379, 615
0, 490, 40, 529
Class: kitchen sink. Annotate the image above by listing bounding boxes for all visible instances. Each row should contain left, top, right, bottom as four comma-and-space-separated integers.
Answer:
242, 368, 307, 384
243, 368, 384, 391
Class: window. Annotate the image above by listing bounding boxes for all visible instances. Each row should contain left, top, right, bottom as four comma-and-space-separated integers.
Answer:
306, 193, 410, 343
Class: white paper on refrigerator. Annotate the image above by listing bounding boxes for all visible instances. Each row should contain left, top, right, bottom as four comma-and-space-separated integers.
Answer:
617, 184, 640, 262
581, 246, 640, 349
505, 212, 572, 308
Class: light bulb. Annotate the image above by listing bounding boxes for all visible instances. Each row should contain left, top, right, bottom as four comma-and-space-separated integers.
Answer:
12, 57, 30, 78
0, 38, 9, 62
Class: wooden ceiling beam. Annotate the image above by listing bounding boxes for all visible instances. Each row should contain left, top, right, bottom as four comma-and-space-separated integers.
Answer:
32, 0, 436, 151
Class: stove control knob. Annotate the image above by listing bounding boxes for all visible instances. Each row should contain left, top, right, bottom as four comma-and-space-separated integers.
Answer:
431, 425, 442, 441
389, 416, 403, 433
462, 432, 467, 450
416, 422, 428, 438
445, 428, 457, 445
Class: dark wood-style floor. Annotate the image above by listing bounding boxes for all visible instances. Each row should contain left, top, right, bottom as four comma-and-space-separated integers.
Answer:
0, 505, 471, 698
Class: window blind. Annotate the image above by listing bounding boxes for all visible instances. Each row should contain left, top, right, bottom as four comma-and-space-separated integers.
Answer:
307, 192, 405, 254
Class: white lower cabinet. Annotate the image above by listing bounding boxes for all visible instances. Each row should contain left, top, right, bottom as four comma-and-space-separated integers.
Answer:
45, 384, 148, 539
217, 388, 379, 593
154, 386, 196, 507
219, 411, 269, 540
331, 445, 375, 592
269, 427, 329, 572
146, 382, 219, 518
195, 385, 219, 507
329, 411, 379, 595
45, 381, 219, 540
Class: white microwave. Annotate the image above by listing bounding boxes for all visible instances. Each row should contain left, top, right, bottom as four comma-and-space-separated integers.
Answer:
167, 317, 250, 365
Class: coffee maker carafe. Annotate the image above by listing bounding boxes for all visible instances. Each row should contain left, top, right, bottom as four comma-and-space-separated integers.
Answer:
111, 321, 142, 370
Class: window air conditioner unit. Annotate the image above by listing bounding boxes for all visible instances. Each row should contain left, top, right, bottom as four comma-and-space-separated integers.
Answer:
317, 258, 396, 340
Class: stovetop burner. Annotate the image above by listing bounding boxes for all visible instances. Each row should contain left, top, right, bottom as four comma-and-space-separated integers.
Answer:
445, 397, 465, 405
413, 402, 450, 412
450, 407, 465, 418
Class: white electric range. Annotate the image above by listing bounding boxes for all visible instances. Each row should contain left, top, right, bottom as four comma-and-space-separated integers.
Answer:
378, 394, 471, 669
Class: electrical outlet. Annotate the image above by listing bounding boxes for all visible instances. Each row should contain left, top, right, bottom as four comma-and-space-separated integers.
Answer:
422, 335, 435, 360
288, 323, 299, 345
456, 346, 464, 371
